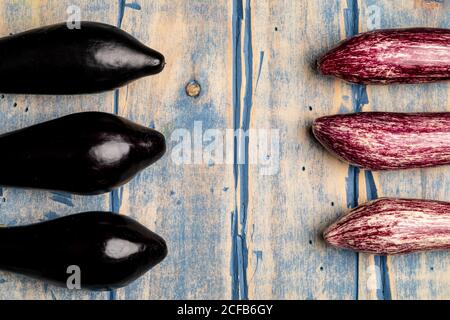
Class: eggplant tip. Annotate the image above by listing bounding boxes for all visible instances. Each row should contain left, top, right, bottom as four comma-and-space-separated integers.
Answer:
322, 226, 340, 248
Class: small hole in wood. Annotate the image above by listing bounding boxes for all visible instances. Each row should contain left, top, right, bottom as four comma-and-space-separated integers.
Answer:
309, 106, 313, 111
309, 240, 313, 245
25, 107, 29, 112
275, 27, 278, 31
302, 166, 306, 171
186, 80, 201, 98
13, 103, 17, 107
320, 266, 324, 271
331, 202, 334, 207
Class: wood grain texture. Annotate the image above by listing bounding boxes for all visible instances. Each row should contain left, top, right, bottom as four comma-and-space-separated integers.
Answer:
356, 0, 450, 300
313, 112, 450, 171
0, 0, 118, 300
324, 198, 450, 255
0, 0, 448, 300
113, 0, 234, 299
318, 27, 450, 84
245, 0, 357, 300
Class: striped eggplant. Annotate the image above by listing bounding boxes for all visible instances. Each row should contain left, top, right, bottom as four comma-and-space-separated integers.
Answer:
0, 22, 165, 94
323, 198, 450, 255
313, 112, 450, 171
0, 212, 167, 290
318, 28, 450, 84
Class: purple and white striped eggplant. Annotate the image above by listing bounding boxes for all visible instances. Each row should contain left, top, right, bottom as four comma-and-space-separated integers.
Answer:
313, 112, 450, 171
324, 198, 450, 255
318, 28, 450, 84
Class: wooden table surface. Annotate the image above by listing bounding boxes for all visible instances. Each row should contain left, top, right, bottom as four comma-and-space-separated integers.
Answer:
0, 0, 448, 300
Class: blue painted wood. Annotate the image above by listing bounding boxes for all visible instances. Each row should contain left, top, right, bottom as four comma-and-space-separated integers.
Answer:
114, 0, 233, 299
0, 0, 448, 300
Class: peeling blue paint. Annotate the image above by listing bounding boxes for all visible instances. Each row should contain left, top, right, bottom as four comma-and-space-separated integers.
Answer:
343, 0, 364, 301
249, 250, 262, 282
255, 51, 265, 90
350, 84, 369, 112
344, 0, 359, 38
338, 104, 349, 114
125, 2, 141, 10
110, 187, 124, 213
109, 0, 129, 301
345, 166, 360, 209
50, 192, 74, 207
113, 89, 120, 115
232, 0, 243, 188
238, 0, 253, 301
365, 171, 391, 300
375, 255, 392, 300
117, 0, 126, 29
44, 211, 59, 220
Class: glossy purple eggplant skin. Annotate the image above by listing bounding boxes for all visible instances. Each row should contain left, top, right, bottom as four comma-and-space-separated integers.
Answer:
313, 112, 450, 171
0, 112, 166, 195
0, 21, 165, 94
0, 212, 167, 290
318, 28, 450, 84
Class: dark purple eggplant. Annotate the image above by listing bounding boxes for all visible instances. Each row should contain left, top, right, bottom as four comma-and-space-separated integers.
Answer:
0, 112, 166, 195
319, 28, 450, 84
0, 21, 164, 94
0, 212, 167, 290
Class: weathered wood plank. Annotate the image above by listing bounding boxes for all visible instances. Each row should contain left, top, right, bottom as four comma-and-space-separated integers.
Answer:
0, 0, 448, 300
114, 0, 234, 299
0, 0, 118, 300
245, 0, 357, 299
356, 0, 450, 300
